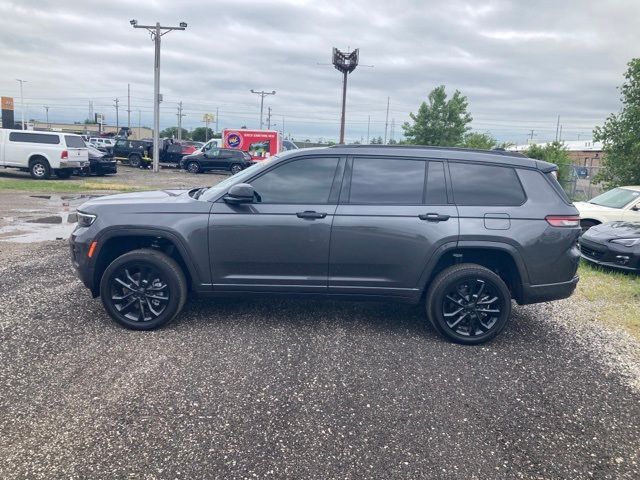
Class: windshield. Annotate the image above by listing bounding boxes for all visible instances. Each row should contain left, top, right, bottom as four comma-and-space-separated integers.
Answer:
588, 187, 640, 209
199, 159, 274, 202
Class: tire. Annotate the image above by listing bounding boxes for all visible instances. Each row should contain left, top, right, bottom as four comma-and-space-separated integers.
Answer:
55, 169, 72, 179
186, 161, 200, 174
129, 154, 142, 168
29, 158, 51, 179
425, 263, 511, 345
99, 249, 188, 330
230, 163, 242, 175
580, 220, 598, 234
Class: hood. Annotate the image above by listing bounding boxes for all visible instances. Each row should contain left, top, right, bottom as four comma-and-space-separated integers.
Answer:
583, 221, 640, 240
78, 189, 192, 211
574, 201, 617, 212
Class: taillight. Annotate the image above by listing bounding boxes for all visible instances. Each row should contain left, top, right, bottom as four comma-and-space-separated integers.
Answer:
545, 215, 580, 227
61, 150, 68, 159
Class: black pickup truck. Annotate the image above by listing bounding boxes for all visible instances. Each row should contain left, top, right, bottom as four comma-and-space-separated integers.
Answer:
112, 139, 191, 167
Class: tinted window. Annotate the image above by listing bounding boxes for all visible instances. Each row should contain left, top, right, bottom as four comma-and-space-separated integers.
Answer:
9, 132, 60, 144
425, 161, 448, 204
450, 162, 526, 206
251, 157, 339, 204
350, 157, 425, 204
64, 135, 86, 148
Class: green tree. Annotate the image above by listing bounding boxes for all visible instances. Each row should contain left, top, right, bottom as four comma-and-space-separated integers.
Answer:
370, 136, 383, 144
191, 127, 214, 142
593, 58, 640, 188
402, 85, 472, 146
524, 141, 572, 183
160, 127, 190, 140
462, 132, 497, 150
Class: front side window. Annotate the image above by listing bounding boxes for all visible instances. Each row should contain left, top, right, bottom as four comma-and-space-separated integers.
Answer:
251, 157, 339, 204
450, 162, 526, 206
349, 157, 426, 204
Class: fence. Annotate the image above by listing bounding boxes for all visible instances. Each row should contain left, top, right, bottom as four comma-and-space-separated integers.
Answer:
560, 165, 605, 202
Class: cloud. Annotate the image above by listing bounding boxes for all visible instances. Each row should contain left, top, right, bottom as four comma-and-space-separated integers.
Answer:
0, 0, 637, 143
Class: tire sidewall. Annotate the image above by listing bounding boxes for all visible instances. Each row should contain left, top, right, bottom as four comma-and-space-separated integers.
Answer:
427, 266, 511, 345
129, 155, 141, 168
230, 164, 242, 175
100, 251, 185, 330
187, 161, 200, 174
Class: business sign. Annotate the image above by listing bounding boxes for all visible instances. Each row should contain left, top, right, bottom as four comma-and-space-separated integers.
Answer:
222, 129, 281, 160
1, 96, 15, 129
1, 97, 14, 110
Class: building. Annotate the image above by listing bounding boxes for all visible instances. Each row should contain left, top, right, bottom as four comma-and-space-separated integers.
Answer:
508, 140, 604, 168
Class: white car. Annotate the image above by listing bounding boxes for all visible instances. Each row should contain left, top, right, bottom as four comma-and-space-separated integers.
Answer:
89, 137, 115, 149
0, 129, 89, 179
574, 186, 640, 232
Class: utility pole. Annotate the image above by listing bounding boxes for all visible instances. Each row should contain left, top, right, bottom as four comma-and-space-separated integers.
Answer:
138, 110, 141, 140
366, 115, 370, 144
16, 79, 27, 130
282, 115, 285, 137
559, 125, 563, 142
332, 48, 359, 144
266, 106, 272, 130
89, 101, 94, 120
215, 107, 219, 134
555, 115, 560, 142
384, 96, 390, 144
390, 118, 395, 143
114, 98, 120, 134
127, 84, 131, 131
529, 129, 536, 143
44, 106, 49, 129
131, 19, 188, 173
176, 101, 185, 140
250, 89, 276, 129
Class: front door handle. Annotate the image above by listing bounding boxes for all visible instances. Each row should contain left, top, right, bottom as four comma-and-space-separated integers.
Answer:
296, 211, 327, 219
419, 213, 450, 222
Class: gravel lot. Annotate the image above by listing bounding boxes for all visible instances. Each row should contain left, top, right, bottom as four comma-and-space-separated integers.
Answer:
0, 241, 639, 479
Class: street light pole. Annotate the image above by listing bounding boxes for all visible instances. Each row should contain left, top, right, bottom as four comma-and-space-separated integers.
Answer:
131, 19, 187, 172
44, 106, 49, 129
332, 48, 359, 144
250, 89, 276, 129
16, 79, 27, 130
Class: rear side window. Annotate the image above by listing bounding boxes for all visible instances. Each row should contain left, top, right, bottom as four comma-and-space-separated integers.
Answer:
545, 172, 571, 204
349, 157, 425, 204
449, 162, 526, 206
65, 135, 86, 148
9, 132, 60, 144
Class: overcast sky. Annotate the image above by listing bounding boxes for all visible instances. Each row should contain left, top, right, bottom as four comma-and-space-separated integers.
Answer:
0, 0, 638, 144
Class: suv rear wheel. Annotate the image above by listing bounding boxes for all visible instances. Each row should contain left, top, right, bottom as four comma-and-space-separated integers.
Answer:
230, 163, 242, 175
128, 154, 142, 168
186, 161, 200, 174
55, 169, 73, 179
426, 263, 511, 345
99, 249, 187, 330
29, 158, 51, 179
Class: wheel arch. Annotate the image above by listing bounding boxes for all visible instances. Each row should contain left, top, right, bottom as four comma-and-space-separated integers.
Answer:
420, 242, 529, 304
28, 154, 51, 167
91, 228, 202, 297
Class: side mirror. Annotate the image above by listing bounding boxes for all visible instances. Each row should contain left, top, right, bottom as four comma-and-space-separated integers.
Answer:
224, 183, 254, 204
632, 204, 639, 211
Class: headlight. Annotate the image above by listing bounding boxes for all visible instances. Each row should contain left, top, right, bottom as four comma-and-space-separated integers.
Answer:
610, 238, 640, 247
77, 211, 97, 227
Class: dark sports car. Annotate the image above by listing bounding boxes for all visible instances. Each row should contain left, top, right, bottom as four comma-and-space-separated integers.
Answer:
579, 221, 640, 272
86, 144, 117, 176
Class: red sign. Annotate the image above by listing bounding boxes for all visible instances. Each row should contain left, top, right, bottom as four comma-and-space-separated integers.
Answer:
222, 129, 281, 160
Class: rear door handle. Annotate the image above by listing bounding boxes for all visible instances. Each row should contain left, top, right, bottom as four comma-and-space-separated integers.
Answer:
419, 213, 450, 222
296, 211, 327, 219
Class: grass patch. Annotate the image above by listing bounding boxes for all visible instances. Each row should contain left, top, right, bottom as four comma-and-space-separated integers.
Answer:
0, 178, 144, 193
576, 260, 640, 339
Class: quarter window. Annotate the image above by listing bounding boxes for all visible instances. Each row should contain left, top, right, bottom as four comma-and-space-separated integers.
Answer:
449, 162, 526, 206
349, 157, 426, 204
251, 157, 339, 204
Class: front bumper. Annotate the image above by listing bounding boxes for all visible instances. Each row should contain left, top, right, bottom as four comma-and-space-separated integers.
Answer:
579, 238, 640, 272
69, 231, 97, 295
519, 276, 580, 304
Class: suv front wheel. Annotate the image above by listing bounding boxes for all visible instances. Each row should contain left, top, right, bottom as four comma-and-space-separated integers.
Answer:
100, 249, 187, 330
426, 264, 511, 345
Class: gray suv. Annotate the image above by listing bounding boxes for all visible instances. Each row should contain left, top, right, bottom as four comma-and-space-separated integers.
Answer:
70, 146, 581, 344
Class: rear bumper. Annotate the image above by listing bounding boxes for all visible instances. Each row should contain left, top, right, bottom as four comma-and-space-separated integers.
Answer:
518, 276, 579, 305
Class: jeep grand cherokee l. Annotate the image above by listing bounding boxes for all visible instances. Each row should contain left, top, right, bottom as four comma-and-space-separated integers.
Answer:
70, 145, 581, 344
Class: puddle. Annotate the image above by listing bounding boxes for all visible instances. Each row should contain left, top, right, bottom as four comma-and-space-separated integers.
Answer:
0, 194, 102, 243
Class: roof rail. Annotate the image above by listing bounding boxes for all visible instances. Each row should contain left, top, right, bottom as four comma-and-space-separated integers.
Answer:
329, 144, 527, 158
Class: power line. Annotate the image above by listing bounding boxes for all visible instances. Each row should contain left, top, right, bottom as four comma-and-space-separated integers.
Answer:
250, 89, 276, 129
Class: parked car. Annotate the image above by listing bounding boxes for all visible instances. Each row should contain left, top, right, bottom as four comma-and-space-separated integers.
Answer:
179, 144, 254, 174
89, 137, 116, 150
112, 138, 192, 167
0, 129, 88, 179
574, 186, 640, 232
579, 221, 640, 272
70, 145, 581, 344
85, 144, 117, 176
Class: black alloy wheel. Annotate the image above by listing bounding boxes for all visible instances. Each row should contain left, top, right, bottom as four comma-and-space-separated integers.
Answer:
426, 264, 511, 345
230, 163, 242, 175
100, 249, 187, 330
